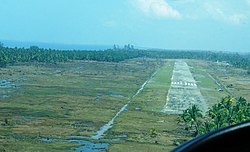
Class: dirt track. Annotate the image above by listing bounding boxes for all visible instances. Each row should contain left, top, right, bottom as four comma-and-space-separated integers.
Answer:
91, 71, 157, 139
163, 60, 208, 114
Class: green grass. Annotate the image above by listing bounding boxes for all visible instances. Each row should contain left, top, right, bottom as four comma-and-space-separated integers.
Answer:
0, 59, 164, 151
109, 141, 175, 152
108, 59, 250, 152
0, 137, 78, 152
1, 59, 248, 152
186, 60, 228, 107
130, 61, 174, 111
187, 60, 250, 103
107, 61, 192, 151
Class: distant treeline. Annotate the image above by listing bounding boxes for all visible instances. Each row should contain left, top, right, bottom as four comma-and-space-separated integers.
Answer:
0, 45, 249, 71
144, 50, 250, 70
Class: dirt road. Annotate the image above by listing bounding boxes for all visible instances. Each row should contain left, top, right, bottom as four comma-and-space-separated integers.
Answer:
91, 71, 157, 139
163, 60, 208, 114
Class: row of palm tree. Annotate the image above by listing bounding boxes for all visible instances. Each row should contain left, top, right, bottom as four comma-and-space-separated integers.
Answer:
179, 96, 250, 136
0, 46, 143, 67
0, 44, 249, 70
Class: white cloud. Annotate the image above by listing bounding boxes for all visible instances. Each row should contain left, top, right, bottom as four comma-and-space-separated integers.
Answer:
228, 14, 247, 25
131, 0, 182, 19
204, 2, 247, 25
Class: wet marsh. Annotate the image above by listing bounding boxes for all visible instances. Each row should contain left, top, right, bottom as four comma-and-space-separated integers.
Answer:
0, 59, 249, 151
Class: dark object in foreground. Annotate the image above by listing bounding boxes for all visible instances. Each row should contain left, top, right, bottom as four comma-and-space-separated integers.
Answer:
173, 120, 250, 152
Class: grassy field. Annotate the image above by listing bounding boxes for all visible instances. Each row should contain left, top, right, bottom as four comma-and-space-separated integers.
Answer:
108, 60, 193, 152
207, 61, 250, 101
108, 59, 250, 152
0, 59, 249, 152
186, 60, 229, 107
0, 59, 163, 151
187, 60, 250, 102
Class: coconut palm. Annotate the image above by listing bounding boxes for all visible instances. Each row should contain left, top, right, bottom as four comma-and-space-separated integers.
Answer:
180, 105, 203, 135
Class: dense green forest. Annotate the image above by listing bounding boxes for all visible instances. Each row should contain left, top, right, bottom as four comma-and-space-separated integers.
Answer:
0, 43, 249, 71
179, 96, 250, 136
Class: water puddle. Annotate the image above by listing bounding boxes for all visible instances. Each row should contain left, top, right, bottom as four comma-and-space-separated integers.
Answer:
0, 78, 26, 98
41, 136, 109, 152
0, 94, 9, 99
40, 71, 157, 151
0, 79, 19, 89
95, 93, 102, 102
110, 94, 124, 98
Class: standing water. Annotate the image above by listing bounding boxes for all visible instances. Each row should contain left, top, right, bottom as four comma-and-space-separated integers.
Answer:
40, 71, 157, 151
41, 137, 109, 152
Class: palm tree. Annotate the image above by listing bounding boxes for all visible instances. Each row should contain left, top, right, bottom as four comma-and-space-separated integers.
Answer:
180, 105, 203, 135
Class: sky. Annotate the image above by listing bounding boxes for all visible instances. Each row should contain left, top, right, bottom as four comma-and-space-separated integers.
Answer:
0, 0, 250, 52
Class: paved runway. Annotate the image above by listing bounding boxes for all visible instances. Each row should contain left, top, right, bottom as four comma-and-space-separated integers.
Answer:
163, 60, 208, 114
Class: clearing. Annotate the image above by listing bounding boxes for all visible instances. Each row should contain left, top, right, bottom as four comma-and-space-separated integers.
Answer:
162, 60, 208, 114
0, 59, 249, 152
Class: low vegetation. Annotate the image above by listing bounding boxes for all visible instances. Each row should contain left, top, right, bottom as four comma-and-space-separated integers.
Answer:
0, 43, 250, 151
0, 58, 164, 151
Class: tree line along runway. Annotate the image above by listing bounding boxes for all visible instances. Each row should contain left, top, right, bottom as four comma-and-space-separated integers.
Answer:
163, 60, 208, 114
